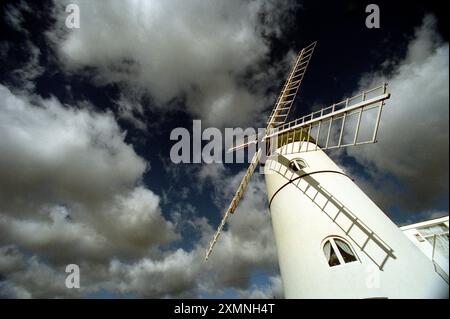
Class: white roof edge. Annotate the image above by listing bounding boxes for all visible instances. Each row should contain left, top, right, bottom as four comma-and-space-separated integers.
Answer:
400, 215, 449, 231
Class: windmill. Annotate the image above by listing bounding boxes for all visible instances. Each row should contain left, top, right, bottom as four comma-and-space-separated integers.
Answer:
205, 42, 448, 298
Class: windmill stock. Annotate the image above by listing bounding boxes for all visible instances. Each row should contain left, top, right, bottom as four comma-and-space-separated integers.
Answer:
205, 42, 448, 298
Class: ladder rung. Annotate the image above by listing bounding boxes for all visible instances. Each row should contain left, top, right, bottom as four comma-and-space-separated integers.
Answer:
276, 103, 291, 109
289, 80, 301, 86
282, 86, 298, 94
303, 42, 316, 50
285, 82, 298, 88
283, 89, 298, 95
302, 47, 314, 55
273, 109, 289, 115
292, 68, 306, 77
295, 44, 315, 60
303, 46, 315, 53
299, 56, 311, 65
293, 70, 306, 78
297, 60, 310, 67
302, 52, 313, 60
287, 79, 301, 86
291, 73, 305, 80
279, 99, 294, 105
285, 81, 300, 88
282, 88, 298, 95
297, 61, 309, 68
299, 53, 312, 62
293, 69, 306, 77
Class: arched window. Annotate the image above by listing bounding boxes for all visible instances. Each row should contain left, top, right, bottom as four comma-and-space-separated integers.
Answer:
289, 158, 307, 172
323, 237, 358, 267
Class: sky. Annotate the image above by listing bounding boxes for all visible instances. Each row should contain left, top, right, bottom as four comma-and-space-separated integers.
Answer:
0, 0, 448, 298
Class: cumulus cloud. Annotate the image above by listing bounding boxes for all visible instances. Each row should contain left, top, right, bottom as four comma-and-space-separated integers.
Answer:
0, 177, 279, 298
342, 15, 449, 212
108, 172, 279, 298
238, 275, 283, 299
3, 0, 446, 299
126, 167, 279, 298
197, 170, 279, 294
0, 84, 279, 298
115, 94, 148, 132
1, 0, 293, 299
0, 254, 81, 299
0, 84, 147, 215
47, 0, 298, 127
0, 188, 179, 265
0, 84, 184, 296
109, 249, 201, 298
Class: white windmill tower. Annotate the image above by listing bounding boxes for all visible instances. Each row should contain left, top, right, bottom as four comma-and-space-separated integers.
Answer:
205, 42, 448, 299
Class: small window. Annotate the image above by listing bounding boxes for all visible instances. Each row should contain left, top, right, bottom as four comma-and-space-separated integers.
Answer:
323, 241, 340, 267
323, 237, 358, 267
289, 158, 307, 171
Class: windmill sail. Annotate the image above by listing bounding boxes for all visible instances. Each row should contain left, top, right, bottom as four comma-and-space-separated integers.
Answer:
204, 42, 391, 264
205, 149, 262, 260
206, 42, 317, 260
229, 42, 317, 153
265, 83, 390, 153
267, 42, 317, 128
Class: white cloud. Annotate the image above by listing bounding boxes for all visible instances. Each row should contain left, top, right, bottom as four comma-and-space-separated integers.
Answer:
238, 275, 283, 299
109, 249, 201, 298
0, 183, 279, 298
0, 188, 179, 265
115, 94, 148, 132
343, 15, 449, 212
0, 84, 279, 298
47, 0, 298, 127
198, 172, 279, 293
0, 248, 82, 298
0, 84, 147, 215
0, 246, 25, 275
99, 186, 180, 255
0, 210, 107, 264
0, 84, 183, 296
198, 163, 226, 182
4, 1, 446, 299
